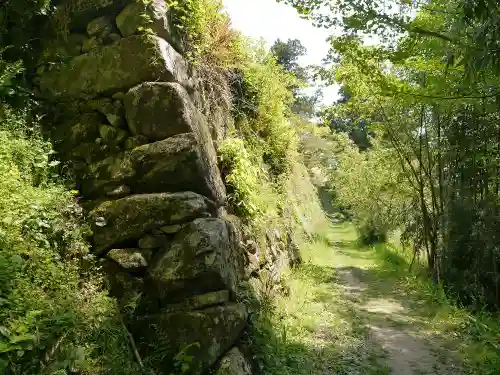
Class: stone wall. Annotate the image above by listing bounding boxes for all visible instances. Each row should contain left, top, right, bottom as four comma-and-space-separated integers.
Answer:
34, 1, 256, 374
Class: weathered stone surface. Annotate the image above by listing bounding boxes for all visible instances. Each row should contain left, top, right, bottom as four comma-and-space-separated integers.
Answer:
100, 258, 144, 304
106, 184, 131, 198
98, 124, 128, 144
69, 142, 108, 164
116, 0, 183, 52
152, 224, 184, 235
163, 290, 230, 312
107, 248, 152, 272
52, 0, 132, 32
138, 234, 169, 249
87, 16, 113, 38
124, 135, 148, 150
82, 37, 101, 52
38, 35, 188, 98
134, 304, 247, 375
38, 34, 86, 64
89, 192, 212, 253
184, 290, 230, 310
53, 112, 102, 149
124, 82, 194, 141
82, 133, 225, 203
89, 98, 125, 128
215, 348, 252, 375
148, 218, 245, 303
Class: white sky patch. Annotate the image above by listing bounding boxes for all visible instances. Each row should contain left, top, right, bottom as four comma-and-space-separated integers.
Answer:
223, 0, 340, 104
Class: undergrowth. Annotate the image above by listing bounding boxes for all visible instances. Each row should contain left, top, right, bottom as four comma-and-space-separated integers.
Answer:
250, 221, 500, 375
249, 227, 389, 375
0, 106, 141, 374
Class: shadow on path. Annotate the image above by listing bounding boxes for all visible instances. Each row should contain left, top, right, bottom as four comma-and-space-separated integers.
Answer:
327, 255, 462, 375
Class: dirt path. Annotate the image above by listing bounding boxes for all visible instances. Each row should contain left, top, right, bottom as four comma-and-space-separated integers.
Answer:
260, 224, 472, 375
334, 259, 461, 375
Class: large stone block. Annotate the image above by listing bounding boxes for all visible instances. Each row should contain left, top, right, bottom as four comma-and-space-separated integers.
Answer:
133, 304, 247, 375
124, 82, 194, 141
82, 133, 226, 203
116, 0, 183, 52
89, 192, 212, 253
215, 348, 253, 375
147, 218, 245, 304
52, 0, 132, 32
38, 35, 188, 98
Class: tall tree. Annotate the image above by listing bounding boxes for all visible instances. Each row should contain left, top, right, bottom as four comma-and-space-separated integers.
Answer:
278, 0, 500, 309
271, 38, 320, 118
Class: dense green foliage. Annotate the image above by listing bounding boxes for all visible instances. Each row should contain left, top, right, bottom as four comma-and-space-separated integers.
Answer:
282, 0, 500, 312
0, 107, 141, 374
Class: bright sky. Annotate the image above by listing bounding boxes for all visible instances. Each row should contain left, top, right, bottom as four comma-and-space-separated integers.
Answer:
223, 0, 340, 104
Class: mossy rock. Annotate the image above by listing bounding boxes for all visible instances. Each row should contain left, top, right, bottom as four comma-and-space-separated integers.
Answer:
81, 133, 226, 203
89, 98, 126, 128
138, 234, 169, 249
147, 218, 245, 304
215, 348, 253, 375
133, 304, 247, 375
106, 248, 153, 272
98, 124, 128, 144
38, 34, 86, 64
115, 0, 183, 53
124, 134, 148, 149
124, 82, 195, 141
87, 16, 113, 38
52, 0, 132, 34
38, 35, 188, 98
89, 192, 213, 254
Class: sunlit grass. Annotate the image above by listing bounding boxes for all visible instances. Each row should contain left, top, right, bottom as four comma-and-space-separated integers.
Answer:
253, 222, 500, 375
252, 223, 389, 375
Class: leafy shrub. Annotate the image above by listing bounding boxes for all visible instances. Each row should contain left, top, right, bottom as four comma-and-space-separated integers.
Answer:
233, 41, 299, 176
219, 137, 262, 219
331, 133, 412, 243
0, 107, 140, 374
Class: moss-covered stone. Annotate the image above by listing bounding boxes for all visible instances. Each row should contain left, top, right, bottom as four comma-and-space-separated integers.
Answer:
89, 192, 212, 253
38, 35, 188, 98
89, 98, 126, 128
138, 234, 169, 249
152, 224, 185, 235
106, 184, 131, 198
115, 0, 183, 52
133, 304, 247, 375
87, 16, 113, 38
82, 133, 225, 202
54, 112, 102, 147
106, 248, 152, 272
163, 290, 230, 312
184, 290, 230, 309
124, 82, 194, 141
124, 134, 148, 150
38, 34, 86, 64
52, 0, 132, 34
147, 218, 245, 304
215, 348, 252, 375
82, 37, 102, 52
98, 124, 128, 144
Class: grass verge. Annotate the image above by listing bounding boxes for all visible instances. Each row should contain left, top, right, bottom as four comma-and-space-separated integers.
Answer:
251, 222, 500, 375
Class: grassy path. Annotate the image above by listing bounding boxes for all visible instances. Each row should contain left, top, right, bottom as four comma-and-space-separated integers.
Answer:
254, 223, 500, 375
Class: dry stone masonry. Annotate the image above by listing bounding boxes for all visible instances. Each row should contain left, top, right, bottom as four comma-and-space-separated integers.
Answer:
34, 1, 255, 373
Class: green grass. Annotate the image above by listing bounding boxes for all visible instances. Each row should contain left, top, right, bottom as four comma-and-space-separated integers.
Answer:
251, 222, 390, 375
252, 222, 500, 375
